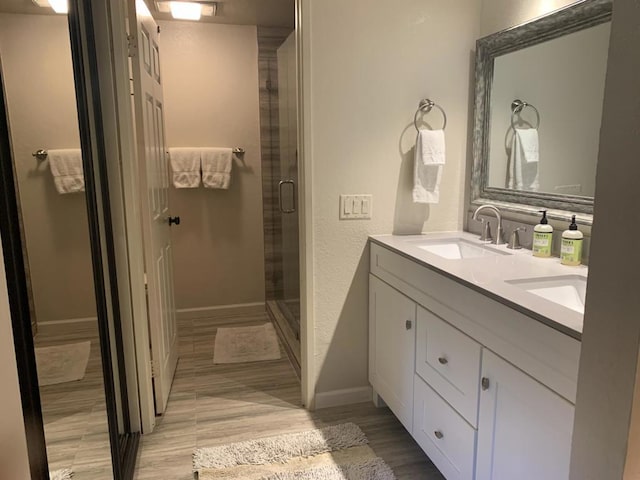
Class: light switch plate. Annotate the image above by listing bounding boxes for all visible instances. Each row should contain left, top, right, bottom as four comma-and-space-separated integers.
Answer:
340, 195, 372, 220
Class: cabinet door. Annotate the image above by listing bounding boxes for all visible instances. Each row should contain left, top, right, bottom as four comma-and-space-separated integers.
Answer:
476, 350, 574, 480
369, 275, 416, 432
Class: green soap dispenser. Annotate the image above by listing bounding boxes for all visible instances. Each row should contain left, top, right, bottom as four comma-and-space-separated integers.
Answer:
561, 215, 583, 266
533, 210, 553, 258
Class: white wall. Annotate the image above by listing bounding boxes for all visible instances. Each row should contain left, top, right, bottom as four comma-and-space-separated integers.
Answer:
480, 0, 581, 36
159, 21, 266, 310
0, 238, 31, 480
304, 0, 481, 395
0, 14, 96, 323
569, 1, 640, 478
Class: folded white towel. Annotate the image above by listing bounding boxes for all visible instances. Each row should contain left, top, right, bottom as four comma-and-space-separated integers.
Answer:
515, 128, 539, 163
48, 149, 84, 194
169, 148, 201, 188
413, 130, 445, 204
508, 129, 539, 191
417, 129, 446, 165
201, 148, 233, 189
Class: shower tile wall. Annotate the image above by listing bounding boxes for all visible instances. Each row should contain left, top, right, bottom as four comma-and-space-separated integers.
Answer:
258, 27, 293, 301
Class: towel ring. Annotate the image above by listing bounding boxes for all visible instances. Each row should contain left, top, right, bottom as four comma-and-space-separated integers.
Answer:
511, 99, 540, 130
414, 99, 447, 132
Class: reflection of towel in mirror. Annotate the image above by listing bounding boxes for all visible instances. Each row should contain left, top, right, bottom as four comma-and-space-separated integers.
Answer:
413, 130, 446, 204
48, 149, 84, 194
507, 128, 539, 191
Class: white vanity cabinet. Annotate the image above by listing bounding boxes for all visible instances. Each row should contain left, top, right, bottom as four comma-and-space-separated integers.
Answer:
368, 275, 416, 432
476, 350, 574, 480
368, 241, 581, 480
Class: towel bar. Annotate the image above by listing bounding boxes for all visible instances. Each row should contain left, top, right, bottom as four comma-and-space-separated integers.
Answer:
32, 149, 48, 161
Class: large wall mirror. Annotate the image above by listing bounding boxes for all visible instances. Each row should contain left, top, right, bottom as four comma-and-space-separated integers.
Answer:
471, 0, 612, 218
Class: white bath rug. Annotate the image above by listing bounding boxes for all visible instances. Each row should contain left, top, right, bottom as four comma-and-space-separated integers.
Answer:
197, 445, 395, 480
36, 341, 91, 386
213, 323, 281, 364
193, 423, 368, 471
50, 468, 73, 480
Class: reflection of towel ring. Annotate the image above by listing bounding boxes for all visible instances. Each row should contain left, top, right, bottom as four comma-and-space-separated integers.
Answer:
414, 98, 447, 132
511, 99, 540, 130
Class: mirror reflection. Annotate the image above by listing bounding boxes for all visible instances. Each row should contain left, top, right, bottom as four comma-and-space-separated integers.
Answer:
486, 22, 610, 198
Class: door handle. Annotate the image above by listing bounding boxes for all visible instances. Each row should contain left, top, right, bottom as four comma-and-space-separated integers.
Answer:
279, 180, 296, 214
168, 216, 181, 226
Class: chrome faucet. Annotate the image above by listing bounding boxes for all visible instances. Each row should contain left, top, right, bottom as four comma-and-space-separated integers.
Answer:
472, 205, 505, 245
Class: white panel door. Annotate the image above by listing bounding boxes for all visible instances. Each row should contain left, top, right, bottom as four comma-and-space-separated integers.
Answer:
369, 275, 416, 432
130, 1, 178, 414
476, 350, 574, 480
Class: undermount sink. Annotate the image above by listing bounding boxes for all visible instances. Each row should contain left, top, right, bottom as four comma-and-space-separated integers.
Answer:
410, 237, 511, 260
506, 275, 587, 314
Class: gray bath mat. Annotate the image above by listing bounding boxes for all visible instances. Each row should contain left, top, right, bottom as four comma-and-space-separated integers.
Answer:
262, 458, 396, 480
194, 424, 395, 480
36, 341, 91, 386
213, 323, 281, 364
50, 468, 73, 480
193, 423, 368, 471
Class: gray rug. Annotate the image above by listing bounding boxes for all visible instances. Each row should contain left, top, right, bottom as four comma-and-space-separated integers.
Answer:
194, 424, 395, 480
36, 341, 91, 386
213, 323, 281, 364
50, 469, 73, 480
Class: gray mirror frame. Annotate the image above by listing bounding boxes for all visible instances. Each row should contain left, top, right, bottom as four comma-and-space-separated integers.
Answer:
471, 0, 612, 220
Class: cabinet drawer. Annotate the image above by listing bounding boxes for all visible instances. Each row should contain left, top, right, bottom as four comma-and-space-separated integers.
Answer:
416, 307, 482, 426
413, 375, 476, 480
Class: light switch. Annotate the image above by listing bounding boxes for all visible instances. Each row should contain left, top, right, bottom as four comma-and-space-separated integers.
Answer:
340, 194, 372, 220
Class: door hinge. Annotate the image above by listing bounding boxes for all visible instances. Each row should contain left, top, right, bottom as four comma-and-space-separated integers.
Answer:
150, 360, 158, 378
127, 34, 137, 58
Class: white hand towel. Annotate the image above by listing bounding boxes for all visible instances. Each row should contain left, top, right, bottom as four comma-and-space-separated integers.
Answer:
515, 128, 539, 163
201, 148, 233, 189
169, 148, 201, 188
508, 129, 539, 191
417, 129, 446, 165
413, 130, 445, 204
48, 149, 84, 194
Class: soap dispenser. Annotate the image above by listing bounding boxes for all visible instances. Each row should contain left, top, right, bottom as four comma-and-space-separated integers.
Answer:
533, 210, 553, 258
561, 215, 583, 266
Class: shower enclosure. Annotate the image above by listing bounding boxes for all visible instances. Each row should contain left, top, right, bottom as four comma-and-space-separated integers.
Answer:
260, 29, 301, 373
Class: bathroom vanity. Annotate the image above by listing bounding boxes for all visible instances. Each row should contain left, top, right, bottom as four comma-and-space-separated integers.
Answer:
368, 232, 586, 480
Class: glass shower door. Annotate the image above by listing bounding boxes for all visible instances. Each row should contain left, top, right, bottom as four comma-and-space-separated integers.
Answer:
275, 32, 301, 353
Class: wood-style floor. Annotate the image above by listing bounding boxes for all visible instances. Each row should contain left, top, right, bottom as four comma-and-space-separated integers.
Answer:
133, 311, 444, 480
35, 321, 112, 479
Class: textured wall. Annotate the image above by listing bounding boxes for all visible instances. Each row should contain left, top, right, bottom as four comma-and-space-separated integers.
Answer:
160, 21, 266, 310
0, 14, 96, 323
304, 0, 482, 394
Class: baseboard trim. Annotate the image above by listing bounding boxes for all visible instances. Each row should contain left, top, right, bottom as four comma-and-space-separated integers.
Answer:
177, 302, 266, 320
314, 386, 373, 410
38, 317, 97, 326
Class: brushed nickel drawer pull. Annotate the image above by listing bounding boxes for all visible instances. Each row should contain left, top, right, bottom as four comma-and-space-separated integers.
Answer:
434, 430, 444, 440
438, 357, 448, 365
482, 377, 490, 391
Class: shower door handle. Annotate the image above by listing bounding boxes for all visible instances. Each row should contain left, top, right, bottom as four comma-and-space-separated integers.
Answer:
279, 180, 296, 214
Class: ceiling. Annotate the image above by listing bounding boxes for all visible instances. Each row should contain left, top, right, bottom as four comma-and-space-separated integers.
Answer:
0, 0, 295, 28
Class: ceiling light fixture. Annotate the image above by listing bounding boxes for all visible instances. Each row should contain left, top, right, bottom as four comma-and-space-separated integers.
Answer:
155, 1, 217, 21
32, 0, 68, 14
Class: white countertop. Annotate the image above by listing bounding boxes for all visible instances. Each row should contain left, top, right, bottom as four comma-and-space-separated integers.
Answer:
369, 231, 588, 339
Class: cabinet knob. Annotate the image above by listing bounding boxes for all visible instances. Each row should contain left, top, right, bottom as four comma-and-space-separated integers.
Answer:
482, 377, 490, 391
405, 320, 412, 330
438, 357, 448, 365
434, 430, 444, 440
